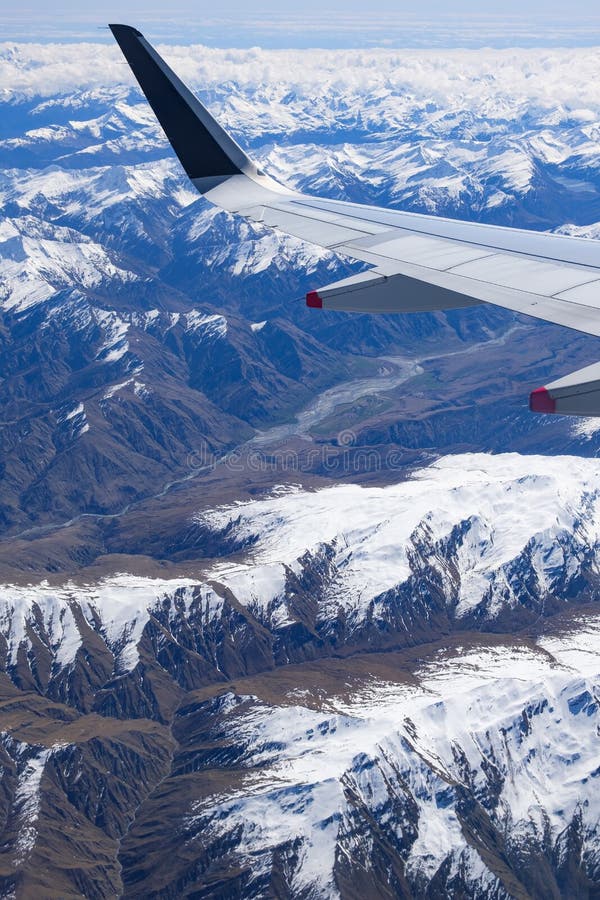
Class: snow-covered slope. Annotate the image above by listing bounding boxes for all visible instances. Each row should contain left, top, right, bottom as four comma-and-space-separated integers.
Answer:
196, 452, 600, 631
1, 452, 599, 696
1, 454, 600, 896
178, 621, 600, 898
0, 228, 137, 313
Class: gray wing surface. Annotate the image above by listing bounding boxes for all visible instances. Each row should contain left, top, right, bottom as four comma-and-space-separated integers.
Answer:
110, 24, 600, 416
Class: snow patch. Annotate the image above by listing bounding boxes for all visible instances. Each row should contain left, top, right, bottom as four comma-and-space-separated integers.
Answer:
197, 453, 600, 628
0, 233, 136, 314
12, 746, 51, 864
188, 620, 600, 896
572, 417, 600, 440
185, 311, 227, 339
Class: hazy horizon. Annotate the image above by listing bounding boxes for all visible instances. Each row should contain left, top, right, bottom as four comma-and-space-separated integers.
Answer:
3, 2, 600, 48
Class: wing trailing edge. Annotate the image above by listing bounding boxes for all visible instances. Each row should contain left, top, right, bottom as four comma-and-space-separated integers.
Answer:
305, 269, 479, 314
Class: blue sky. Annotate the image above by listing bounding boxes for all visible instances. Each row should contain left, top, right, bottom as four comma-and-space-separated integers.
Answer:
4, 1, 600, 46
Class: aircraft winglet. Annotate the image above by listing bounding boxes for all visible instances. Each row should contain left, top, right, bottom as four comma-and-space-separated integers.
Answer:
109, 24, 255, 186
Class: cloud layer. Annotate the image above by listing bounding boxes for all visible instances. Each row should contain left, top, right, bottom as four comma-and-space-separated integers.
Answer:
2, 41, 600, 116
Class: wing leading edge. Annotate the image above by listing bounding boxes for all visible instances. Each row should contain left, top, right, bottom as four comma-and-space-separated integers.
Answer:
110, 24, 600, 417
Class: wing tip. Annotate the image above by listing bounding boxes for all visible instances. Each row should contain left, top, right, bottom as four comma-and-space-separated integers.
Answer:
529, 386, 556, 414
109, 24, 143, 37
306, 291, 323, 309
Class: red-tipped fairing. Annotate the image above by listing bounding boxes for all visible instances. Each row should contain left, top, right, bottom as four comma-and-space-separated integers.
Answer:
529, 387, 556, 414
529, 361, 600, 416
306, 291, 323, 308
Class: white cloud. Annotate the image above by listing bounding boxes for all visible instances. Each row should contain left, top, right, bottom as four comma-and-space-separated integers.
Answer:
2, 41, 600, 115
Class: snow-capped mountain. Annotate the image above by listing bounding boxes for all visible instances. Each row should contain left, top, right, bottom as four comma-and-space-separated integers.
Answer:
1, 452, 599, 697
177, 627, 600, 899
1, 453, 600, 896
2, 40, 600, 899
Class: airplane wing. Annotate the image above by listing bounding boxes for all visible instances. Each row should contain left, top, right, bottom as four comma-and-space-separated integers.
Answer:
110, 24, 600, 417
